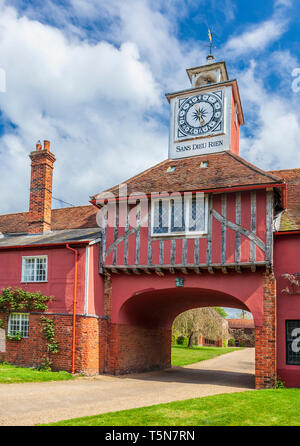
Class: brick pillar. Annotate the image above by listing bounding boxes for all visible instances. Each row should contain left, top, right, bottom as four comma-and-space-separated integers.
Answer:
28, 140, 56, 234
255, 272, 277, 389
104, 272, 112, 317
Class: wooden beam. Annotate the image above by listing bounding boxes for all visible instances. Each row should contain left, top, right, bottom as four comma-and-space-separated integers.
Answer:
235, 265, 242, 273
132, 268, 141, 275
169, 267, 175, 274
142, 268, 152, 275
221, 266, 228, 274
221, 194, 227, 265
193, 267, 201, 274
235, 192, 241, 264
251, 264, 256, 273
135, 203, 141, 266
208, 266, 214, 274
250, 191, 256, 263
111, 268, 120, 274
181, 267, 188, 275
155, 268, 165, 277
211, 209, 266, 252
266, 190, 274, 264
206, 195, 212, 265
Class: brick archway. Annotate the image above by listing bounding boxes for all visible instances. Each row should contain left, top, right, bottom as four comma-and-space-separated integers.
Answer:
102, 270, 276, 389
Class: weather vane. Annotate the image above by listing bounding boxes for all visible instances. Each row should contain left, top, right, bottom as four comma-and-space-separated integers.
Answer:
208, 29, 213, 54
206, 28, 216, 60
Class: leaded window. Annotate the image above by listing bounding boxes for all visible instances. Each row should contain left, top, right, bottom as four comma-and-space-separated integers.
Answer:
151, 194, 208, 236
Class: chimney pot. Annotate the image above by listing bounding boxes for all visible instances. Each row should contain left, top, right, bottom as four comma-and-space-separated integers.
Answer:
36, 141, 42, 151
44, 140, 50, 151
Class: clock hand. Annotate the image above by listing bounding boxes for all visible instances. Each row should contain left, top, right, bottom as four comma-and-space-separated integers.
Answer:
194, 104, 205, 126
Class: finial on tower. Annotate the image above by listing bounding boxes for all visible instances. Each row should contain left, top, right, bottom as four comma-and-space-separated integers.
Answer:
206, 29, 215, 64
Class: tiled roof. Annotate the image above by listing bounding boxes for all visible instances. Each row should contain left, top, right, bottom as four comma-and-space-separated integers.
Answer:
92, 151, 283, 200
268, 168, 300, 231
227, 319, 254, 329
0, 228, 102, 248
0, 205, 98, 235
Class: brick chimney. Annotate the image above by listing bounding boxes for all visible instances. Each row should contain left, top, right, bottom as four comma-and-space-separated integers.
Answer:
28, 140, 56, 234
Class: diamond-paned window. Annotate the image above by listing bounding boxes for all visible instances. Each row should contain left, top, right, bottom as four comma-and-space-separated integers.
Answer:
152, 194, 208, 236
8, 313, 29, 338
22, 256, 48, 282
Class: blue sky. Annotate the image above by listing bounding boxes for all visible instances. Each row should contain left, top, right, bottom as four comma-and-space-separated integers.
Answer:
0, 0, 298, 216
0, 0, 299, 217
1, 1, 297, 318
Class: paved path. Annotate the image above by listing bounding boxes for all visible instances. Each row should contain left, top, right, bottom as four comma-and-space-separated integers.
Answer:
0, 348, 255, 426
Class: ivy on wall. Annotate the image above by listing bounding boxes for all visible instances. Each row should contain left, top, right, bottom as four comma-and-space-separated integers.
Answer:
0, 287, 58, 369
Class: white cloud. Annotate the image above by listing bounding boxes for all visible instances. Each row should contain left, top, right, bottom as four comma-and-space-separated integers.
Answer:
239, 61, 300, 170
0, 3, 166, 214
224, 19, 286, 58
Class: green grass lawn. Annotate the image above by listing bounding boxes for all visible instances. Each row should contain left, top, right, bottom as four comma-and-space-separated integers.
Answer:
171, 345, 243, 366
44, 389, 300, 426
0, 362, 74, 383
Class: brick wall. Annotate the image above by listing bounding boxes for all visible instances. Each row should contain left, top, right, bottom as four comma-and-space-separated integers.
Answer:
105, 323, 171, 374
0, 313, 105, 375
255, 272, 277, 389
28, 140, 56, 234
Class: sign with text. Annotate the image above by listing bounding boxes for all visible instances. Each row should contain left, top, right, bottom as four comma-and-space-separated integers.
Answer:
170, 134, 227, 159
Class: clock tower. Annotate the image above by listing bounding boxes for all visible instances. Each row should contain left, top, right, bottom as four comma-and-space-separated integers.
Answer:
166, 55, 244, 159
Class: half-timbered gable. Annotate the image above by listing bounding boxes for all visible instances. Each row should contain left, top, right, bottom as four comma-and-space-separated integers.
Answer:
92, 152, 285, 275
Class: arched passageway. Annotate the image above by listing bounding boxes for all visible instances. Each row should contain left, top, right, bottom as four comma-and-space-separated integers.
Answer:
103, 271, 276, 389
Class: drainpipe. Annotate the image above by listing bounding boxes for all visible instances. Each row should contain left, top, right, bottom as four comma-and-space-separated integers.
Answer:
66, 244, 79, 374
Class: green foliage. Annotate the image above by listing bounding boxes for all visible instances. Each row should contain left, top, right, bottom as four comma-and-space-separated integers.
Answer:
40, 316, 59, 354
171, 334, 176, 345
0, 287, 54, 313
176, 335, 186, 345
45, 389, 300, 426
6, 331, 22, 341
0, 363, 74, 383
228, 338, 235, 346
222, 339, 227, 347
213, 307, 228, 318
276, 376, 286, 389
0, 319, 4, 329
36, 357, 53, 371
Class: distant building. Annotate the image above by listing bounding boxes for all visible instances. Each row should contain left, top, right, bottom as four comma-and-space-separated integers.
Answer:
227, 319, 255, 347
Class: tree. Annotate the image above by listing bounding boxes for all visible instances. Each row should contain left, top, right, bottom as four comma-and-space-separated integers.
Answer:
213, 307, 228, 318
173, 307, 228, 348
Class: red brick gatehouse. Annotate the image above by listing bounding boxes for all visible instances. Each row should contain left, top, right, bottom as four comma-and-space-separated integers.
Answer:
0, 55, 300, 388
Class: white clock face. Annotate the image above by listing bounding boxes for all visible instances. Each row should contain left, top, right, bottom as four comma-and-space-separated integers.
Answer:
177, 91, 223, 138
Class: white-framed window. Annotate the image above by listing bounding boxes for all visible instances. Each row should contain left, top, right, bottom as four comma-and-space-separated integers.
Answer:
8, 313, 29, 338
21, 255, 48, 282
151, 194, 208, 236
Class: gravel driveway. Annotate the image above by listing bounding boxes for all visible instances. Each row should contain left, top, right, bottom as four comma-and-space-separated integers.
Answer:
0, 348, 255, 426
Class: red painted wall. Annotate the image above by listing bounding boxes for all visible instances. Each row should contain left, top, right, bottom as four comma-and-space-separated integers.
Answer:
230, 92, 240, 155
108, 271, 265, 328
274, 234, 300, 387
0, 245, 103, 316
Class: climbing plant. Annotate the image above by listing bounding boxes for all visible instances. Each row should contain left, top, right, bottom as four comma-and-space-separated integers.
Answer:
39, 316, 59, 354
0, 287, 54, 313
0, 287, 58, 369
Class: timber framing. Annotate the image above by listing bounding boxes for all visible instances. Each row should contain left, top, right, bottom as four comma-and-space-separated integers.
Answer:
103, 261, 270, 275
